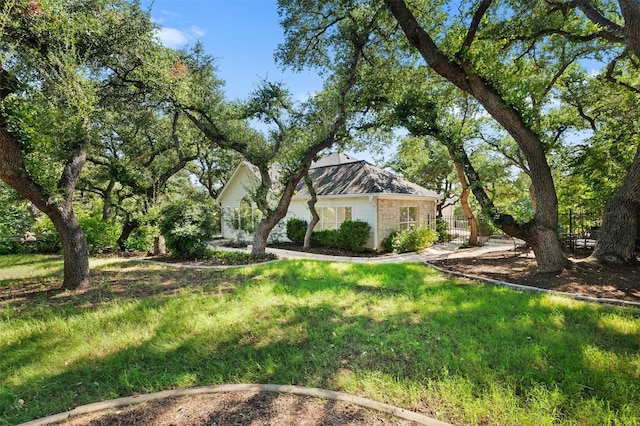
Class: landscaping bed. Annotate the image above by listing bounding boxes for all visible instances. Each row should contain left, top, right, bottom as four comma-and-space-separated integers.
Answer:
429, 250, 640, 303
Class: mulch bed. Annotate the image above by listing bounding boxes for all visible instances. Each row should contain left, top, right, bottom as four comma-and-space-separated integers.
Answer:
428, 250, 640, 303
54, 391, 420, 426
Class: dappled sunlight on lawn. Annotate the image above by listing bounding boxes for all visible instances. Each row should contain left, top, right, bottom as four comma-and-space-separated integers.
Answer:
597, 312, 640, 336
2, 257, 640, 425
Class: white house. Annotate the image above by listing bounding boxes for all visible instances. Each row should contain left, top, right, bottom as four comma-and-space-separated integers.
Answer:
216, 152, 441, 250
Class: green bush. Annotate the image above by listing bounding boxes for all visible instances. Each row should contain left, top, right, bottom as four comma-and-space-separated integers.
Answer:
124, 223, 157, 252
381, 227, 438, 253
0, 205, 34, 254
159, 201, 217, 260
286, 218, 308, 245
205, 249, 277, 265
338, 220, 371, 252
435, 218, 455, 243
380, 230, 398, 253
31, 216, 61, 254
78, 214, 119, 254
311, 229, 341, 248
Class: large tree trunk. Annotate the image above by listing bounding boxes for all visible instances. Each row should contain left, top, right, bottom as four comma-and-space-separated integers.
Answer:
49, 207, 90, 290
251, 215, 283, 256
384, 0, 565, 272
592, 196, 638, 264
1, 128, 90, 289
526, 225, 568, 272
591, 144, 640, 264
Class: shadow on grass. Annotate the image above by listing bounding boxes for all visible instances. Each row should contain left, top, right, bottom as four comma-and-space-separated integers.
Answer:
1, 259, 639, 425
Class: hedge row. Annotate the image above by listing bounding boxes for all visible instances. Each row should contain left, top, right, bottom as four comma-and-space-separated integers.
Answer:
286, 218, 371, 253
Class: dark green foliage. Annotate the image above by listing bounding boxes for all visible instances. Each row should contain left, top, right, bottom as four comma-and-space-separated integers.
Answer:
435, 218, 455, 243
286, 218, 308, 245
309, 220, 371, 252
338, 220, 371, 252
381, 227, 438, 253
380, 230, 397, 253
159, 201, 217, 260
311, 229, 341, 248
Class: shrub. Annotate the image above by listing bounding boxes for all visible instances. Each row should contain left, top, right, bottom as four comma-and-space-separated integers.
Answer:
159, 201, 217, 260
381, 227, 438, 253
338, 220, 371, 252
380, 230, 398, 253
286, 218, 308, 245
123, 223, 157, 252
78, 214, 119, 254
205, 249, 277, 265
0, 202, 34, 254
435, 218, 455, 243
311, 229, 341, 248
31, 216, 61, 254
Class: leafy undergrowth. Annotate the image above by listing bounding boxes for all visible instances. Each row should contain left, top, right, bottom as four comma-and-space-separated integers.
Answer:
1, 255, 639, 425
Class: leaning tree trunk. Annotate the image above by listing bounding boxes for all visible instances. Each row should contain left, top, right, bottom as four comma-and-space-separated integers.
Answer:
384, 0, 566, 273
116, 219, 141, 251
592, 196, 638, 264
460, 186, 478, 246
251, 214, 286, 256
450, 152, 479, 245
303, 175, 319, 249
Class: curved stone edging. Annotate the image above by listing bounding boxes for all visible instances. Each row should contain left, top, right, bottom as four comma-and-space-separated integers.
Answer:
17, 384, 453, 426
425, 262, 640, 308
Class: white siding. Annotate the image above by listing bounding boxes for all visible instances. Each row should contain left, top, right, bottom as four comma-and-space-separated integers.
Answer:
217, 164, 258, 240
288, 196, 377, 248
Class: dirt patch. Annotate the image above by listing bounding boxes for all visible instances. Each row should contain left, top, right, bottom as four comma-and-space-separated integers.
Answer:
429, 250, 640, 303
53, 391, 421, 426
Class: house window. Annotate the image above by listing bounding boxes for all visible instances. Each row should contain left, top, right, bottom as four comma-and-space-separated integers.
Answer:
233, 198, 258, 233
399, 206, 417, 230
317, 206, 352, 230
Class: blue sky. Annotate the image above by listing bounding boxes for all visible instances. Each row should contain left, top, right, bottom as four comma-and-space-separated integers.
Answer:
146, 0, 392, 164
147, 0, 323, 102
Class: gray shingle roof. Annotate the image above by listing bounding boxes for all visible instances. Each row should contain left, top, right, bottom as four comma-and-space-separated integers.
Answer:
295, 160, 440, 198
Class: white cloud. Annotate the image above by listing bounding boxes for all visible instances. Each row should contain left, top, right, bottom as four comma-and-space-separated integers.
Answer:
162, 9, 181, 18
156, 27, 189, 48
191, 25, 206, 37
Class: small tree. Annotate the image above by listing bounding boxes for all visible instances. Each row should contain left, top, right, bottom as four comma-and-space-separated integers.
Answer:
159, 201, 216, 260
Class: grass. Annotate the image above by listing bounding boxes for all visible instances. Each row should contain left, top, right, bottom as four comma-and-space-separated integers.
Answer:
1, 254, 639, 425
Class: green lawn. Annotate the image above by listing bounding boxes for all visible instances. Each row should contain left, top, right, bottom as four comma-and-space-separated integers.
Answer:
1, 254, 639, 425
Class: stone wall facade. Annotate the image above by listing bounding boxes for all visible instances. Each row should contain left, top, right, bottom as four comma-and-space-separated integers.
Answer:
377, 198, 437, 243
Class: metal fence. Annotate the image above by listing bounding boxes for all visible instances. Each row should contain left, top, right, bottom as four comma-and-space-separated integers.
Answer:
426, 215, 499, 246
558, 210, 602, 237
427, 210, 604, 247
